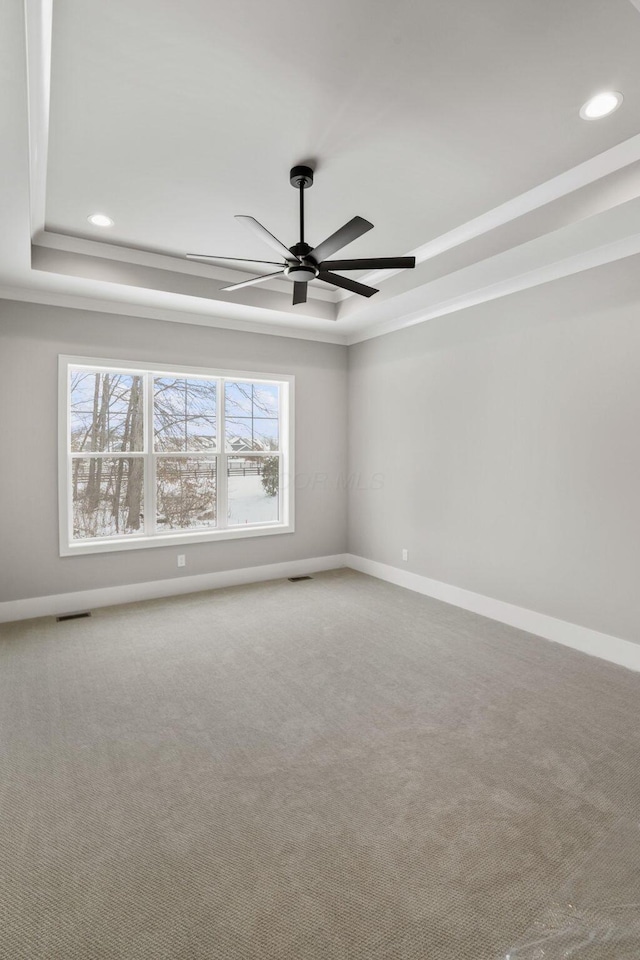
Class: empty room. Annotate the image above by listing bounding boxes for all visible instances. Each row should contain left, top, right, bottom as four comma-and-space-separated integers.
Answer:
3, 0, 640, 957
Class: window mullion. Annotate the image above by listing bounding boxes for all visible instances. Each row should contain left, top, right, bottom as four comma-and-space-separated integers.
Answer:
65, 362, 72, 546
145, 373, 156, 537
218, 378, 227, 530
278, 383, 293, 523
276, 383, 284, 525
68, 451, 146, 457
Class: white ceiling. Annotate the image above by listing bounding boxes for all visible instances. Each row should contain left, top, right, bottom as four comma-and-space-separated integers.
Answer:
2, 0, 640, 343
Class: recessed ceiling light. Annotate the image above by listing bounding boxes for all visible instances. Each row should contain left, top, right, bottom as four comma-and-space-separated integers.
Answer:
87, 213, 114, 227
579, 91, 623, 120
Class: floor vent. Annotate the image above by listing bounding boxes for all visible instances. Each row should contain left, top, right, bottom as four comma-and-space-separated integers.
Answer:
56, 611, 92, 622
288, 575, 313, 582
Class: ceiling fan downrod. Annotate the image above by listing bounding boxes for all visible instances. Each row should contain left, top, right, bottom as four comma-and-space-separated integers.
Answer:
289, 165, 314, 255
287, 166, 318, 284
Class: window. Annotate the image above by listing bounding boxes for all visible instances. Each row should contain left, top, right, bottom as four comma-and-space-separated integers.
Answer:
59, 357, 294, 555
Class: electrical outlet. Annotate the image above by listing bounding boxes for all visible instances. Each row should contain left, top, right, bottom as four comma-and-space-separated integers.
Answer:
177, 554, 186, 568
402, 548, 408, 562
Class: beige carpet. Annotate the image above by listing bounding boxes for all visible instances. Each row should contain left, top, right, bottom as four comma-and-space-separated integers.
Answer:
2, 569, 640, 959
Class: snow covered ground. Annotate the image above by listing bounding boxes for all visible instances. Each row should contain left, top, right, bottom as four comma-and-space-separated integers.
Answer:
228, 474, 278, 525
73, 472, 277, 538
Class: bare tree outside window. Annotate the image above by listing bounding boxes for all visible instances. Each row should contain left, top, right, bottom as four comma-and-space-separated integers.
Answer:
156, 458, 217, 529
153, 377, 218, 529
70, 372, 144, 537
153, 377, 217, 451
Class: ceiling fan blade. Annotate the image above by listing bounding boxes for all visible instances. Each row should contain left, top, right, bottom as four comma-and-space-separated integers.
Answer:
235, 216, 298, 262
309, 216, 374, 263
292, 282, 307, 305
317, 271, 379, 298
221, 270, 284, 292
320, 256, 416, 271
186, 254, 284, 270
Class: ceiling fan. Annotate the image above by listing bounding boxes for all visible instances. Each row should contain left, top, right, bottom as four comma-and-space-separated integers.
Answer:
186, 165, 416, 306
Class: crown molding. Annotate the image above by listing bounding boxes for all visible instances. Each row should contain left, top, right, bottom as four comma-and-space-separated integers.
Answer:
0, 283, 348, 344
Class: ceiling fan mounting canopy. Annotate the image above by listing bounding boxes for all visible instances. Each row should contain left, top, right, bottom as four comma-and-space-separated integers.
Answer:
186, 164, 416, 306
289, 165, 314, 189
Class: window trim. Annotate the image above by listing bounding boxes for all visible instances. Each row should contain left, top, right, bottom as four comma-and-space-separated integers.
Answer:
58, 355, 295, 556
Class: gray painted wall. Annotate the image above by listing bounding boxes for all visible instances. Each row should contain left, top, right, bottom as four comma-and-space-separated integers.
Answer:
3, 257, 640, 644
348, 260, 640, 643
0, 300, 348, 602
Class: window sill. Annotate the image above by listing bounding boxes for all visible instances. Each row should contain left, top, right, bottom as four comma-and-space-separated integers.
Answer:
60, 522, 294, 557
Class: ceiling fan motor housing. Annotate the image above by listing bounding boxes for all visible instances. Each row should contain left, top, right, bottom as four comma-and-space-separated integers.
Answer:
285, 262, 318, 283
286, 240, 318, 282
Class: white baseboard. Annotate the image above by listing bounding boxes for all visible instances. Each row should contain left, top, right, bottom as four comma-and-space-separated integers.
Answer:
345, 554, 640, 674
0, 554, 348, 624
4, 552, 639, 676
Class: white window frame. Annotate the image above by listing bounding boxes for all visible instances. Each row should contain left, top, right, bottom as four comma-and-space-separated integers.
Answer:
58, 355, 294, 556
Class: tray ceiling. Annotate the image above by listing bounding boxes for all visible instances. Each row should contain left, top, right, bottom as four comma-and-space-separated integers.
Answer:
2, 0, 640, 342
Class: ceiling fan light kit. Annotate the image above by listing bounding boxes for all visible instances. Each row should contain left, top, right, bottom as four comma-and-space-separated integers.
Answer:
187, 165, 416, 306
